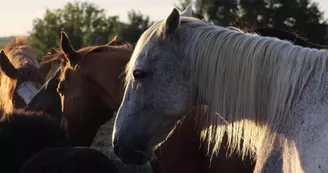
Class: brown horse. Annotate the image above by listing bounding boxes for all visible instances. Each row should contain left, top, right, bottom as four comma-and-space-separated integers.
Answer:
40, 32, 132, 147
0, 37, 45, 114
29, 34, 153, 173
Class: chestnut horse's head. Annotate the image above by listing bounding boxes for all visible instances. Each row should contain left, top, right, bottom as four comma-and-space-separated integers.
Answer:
44, 32, 133, 146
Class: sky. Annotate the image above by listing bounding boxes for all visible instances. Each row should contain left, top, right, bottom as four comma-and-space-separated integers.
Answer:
0, 0, 328, 37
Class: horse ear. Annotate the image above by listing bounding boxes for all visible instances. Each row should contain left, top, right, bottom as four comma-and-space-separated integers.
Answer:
180, 4, 192, 17
60, 31, 75, 55
163, 8, 181, 36
106, 36, 117, 46
60, 31, 79, 65
0, 50, 19, 79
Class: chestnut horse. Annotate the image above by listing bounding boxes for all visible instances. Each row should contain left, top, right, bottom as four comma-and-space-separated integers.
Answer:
35, 32, 131, 147
26, 33, 155, 173
0, 37, 45, 114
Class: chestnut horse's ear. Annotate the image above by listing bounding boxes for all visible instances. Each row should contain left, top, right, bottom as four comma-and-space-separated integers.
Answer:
164, 8, 181, 36
60, 31, 79, 65
0, 50, 19, 79
106, 36, 117, 46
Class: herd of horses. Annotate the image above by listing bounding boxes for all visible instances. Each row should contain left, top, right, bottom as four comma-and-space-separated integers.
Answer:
1, 5, 328, 173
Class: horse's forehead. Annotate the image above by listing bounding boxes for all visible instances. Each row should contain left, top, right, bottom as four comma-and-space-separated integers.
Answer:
133, 41, 164, 70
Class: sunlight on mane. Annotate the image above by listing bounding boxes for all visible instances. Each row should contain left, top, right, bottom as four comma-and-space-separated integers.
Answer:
183, 17, 328, 161
0, 36, 40, 114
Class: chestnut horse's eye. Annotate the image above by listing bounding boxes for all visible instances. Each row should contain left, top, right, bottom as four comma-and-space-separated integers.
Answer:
133, 70, 146, 79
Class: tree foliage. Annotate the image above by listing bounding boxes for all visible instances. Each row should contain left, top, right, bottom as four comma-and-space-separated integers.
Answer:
118, 10, 153, 44
176, 0, 328, 44
29, 2, 152, 58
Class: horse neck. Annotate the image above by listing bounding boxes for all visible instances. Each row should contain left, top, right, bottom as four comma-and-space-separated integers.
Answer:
184, 24, 328, 121
180, 24, 328, 157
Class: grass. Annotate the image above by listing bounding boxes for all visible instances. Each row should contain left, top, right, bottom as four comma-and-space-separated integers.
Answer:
0, 36, 16, 49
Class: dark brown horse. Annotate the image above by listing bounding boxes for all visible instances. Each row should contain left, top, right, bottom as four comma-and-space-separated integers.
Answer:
0, 37, 45, 114
0, 108, 67, 173
25, 68, 62, 122
20, 147, 118, 173
153, 107, 255, 173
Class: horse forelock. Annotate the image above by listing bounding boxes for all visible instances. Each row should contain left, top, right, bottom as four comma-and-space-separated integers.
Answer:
124, 21, 163, 89
57, 43, 134, 88
178, 18, 328, 160
4, 36, 40, 69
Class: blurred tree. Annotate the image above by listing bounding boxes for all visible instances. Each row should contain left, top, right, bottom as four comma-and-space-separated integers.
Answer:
29, 2, 117, 57
176, 0, 328, 44
117, 10, 153, 44
29, 2, 152, 58
175, 0, 240, 25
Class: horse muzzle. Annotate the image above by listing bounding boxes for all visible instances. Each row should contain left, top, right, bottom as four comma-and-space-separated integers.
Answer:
112, 137, 151, 165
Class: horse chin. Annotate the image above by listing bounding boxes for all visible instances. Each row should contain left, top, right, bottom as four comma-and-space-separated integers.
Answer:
114, 143, 152, 165
113, 106, 182, 165
113, 118, 177, 166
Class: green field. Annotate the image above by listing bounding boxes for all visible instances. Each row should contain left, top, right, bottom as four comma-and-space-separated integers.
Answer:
0, 36, 15, 49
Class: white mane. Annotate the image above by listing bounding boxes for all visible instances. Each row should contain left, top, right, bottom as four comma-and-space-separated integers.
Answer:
181, 18, 328, 160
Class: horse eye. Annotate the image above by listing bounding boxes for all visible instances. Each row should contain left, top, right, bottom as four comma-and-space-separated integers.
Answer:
133, 70, 146, 79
